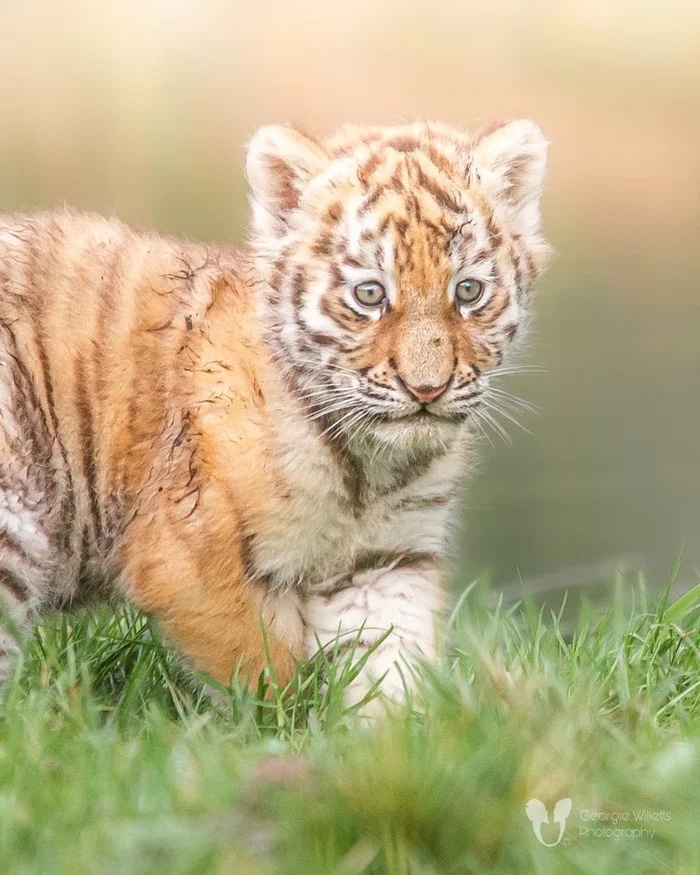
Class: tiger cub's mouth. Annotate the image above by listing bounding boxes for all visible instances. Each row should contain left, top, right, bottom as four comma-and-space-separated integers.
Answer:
372, 391, 485, 425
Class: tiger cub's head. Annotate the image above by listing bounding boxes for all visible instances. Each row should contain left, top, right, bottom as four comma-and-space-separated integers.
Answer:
246, 120, 549, 449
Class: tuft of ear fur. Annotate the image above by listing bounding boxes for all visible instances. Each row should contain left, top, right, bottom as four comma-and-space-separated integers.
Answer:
470, 119, 548, 237
246, 125, 328, 242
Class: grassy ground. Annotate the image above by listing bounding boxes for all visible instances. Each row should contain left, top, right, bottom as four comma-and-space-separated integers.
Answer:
2, 573, 700, 875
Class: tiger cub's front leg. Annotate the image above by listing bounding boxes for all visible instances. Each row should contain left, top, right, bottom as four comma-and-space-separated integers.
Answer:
305, 555, 444, 713
119, 496, 305, 690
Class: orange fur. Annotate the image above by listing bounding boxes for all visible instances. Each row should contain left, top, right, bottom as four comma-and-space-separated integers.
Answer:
0, 214, 303, 684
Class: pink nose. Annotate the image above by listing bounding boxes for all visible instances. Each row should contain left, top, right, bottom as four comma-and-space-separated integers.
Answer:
400, 379, 450, 404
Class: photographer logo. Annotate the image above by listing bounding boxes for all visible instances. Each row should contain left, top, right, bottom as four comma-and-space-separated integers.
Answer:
525, 798, 572, 847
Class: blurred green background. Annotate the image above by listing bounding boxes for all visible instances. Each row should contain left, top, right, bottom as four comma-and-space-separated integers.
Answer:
1, 0, 698, 598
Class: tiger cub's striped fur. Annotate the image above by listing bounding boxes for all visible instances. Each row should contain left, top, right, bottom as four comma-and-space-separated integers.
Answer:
0, 119, 549, 707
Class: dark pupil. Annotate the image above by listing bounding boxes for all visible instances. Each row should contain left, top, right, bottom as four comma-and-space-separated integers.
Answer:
360, 284, 381, 302
461, 281, 478, 299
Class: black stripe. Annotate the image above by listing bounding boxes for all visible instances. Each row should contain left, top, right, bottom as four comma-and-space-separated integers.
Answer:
352, 550, 440, 573
307, 413, 366, 517
487, 218, 503, 250
406, 193, 422, 223
0, 322, 59, 520
307, 332, 337, 347
396, 494, 453, 511
385, 447, 443, 494
357, 151, 382, 186
25, 230, 77, 553
311, 232, 335, 258
77, 524, 90, 585
386, 135, 419, 153
339, 441, 365, 515
317, 572, 355, 601
239, 533, 257, 582
74, 354, 103, 540
92, 244, 122, 510
0, 568, 30, 603
415, 165, 462, 214
0, 529, 36, 564
291, 265, 306, 311
358, 187, 384, 215
0, 322, 39, 421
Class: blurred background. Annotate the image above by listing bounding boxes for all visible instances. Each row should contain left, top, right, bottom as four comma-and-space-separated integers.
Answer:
1, 0, 698, 603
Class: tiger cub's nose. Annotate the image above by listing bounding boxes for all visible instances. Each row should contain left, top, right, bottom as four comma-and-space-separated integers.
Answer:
398, 377, 451, 404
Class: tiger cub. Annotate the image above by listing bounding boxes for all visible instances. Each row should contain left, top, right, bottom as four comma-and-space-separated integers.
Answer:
0, 119, 549, 708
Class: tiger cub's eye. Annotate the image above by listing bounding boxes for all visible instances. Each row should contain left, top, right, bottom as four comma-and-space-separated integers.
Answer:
455, 278, 485, 305
353, 281, 386, 307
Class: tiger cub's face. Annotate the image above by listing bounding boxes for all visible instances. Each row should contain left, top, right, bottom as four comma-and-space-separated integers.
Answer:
247, 120, 549, 449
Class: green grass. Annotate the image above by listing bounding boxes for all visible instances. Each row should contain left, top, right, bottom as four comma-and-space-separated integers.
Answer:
2, 576, 700, 874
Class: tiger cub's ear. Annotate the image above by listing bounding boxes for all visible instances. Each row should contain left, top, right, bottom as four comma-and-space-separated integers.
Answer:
470, 119, 548, 238
246, 125, 328, 242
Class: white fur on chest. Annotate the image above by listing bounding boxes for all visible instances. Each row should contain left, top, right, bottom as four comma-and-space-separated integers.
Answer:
251, 410, 467, 589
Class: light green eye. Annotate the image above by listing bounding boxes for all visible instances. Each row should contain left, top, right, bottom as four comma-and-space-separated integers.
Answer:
455, 278, 485, 306
353, 281, 386, 308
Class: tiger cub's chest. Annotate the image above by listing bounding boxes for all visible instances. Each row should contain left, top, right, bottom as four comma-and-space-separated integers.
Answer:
248, 439, 455, 589
249, 481, 391, 588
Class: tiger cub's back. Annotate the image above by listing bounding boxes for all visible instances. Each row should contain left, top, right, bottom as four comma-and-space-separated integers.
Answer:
0, 210, 244, 606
